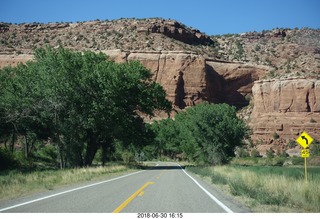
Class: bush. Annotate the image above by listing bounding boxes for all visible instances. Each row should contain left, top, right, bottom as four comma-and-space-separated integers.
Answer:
287, 140, 297, 148
121, 151, 134, 165
0, 148, 19, 171
33, 144, 59, 168
236, 147, 250, 158
273, 132, 280, 140
272, 157, 285, 166
266, 148, 275, 159
291, 156, 304, 165
310, 118, 317, 123
310, 140, 320, 156
251, 149, 261, 158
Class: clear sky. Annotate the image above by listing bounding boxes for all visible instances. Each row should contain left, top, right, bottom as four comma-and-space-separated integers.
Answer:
1, 0, 319, 35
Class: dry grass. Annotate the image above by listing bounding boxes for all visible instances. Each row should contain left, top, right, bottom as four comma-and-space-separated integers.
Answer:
0, 164, 132, 202
187, 165, 320, 212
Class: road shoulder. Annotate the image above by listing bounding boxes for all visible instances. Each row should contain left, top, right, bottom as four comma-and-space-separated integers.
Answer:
184, 168, 252, 213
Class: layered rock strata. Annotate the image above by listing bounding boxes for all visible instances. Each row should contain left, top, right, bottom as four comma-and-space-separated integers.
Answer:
104, 50, 269, 109
250, 78, 320, 155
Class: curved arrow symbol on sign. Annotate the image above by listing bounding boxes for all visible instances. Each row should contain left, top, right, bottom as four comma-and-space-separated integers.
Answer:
301, 136, 308, 145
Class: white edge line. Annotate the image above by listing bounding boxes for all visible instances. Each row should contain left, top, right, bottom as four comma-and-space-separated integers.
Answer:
0, 170, 145, 212
177, 163, 234, 213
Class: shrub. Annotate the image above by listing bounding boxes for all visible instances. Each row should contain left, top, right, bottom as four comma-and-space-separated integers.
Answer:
287, 139, 297, 148
310, 118, 317, 123
251, 149, 261, 158
0, 148, 19, 171
273, 132, 280, 140
236, 147, 250, 158
310, 140, 320, 156
291, 156, 304, 165
272, 157, 285, 166
266, 148, 275, 159
121, 151, 134, 165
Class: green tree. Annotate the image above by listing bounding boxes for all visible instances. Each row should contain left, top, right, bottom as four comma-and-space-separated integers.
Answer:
151, 118, 182, 159
152, 103, 248, 165
0, 46, 172, 168
0, 63, 53, 161
181, 103, 247, 164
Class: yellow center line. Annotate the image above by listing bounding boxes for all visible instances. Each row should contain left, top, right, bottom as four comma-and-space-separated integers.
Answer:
156, 170, 166, 179
112, 181, 154, 213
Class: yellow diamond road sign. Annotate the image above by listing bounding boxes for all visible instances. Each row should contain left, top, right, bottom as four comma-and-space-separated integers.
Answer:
296, 131, 313, 149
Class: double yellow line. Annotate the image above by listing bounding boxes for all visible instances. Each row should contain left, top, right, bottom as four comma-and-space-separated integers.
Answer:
112, 181, 154, 213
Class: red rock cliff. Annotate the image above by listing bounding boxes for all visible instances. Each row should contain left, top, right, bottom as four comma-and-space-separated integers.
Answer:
104, 50, 270, 110
250, 78, 320, 155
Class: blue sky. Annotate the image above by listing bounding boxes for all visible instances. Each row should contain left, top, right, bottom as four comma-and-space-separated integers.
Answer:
1, 0, 319, 35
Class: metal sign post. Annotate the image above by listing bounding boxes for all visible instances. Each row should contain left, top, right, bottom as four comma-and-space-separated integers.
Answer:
296, 131, 313, 183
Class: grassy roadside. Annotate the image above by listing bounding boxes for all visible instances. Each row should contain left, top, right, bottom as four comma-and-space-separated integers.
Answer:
186, 165, 320, 213
0, 163, 141, 202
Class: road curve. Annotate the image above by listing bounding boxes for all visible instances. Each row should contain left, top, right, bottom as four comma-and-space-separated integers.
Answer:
0, 162, 249, 213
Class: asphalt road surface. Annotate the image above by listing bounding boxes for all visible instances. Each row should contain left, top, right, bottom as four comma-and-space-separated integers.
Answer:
0, 162, 249, 213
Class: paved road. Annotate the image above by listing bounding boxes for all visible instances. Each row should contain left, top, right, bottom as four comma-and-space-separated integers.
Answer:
0, 162, 249, 213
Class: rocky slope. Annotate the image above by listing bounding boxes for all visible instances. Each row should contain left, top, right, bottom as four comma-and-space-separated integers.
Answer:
0, 18, 215, 56
1, 18, 319, 155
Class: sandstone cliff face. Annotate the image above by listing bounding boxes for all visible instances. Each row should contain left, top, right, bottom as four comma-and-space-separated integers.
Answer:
250, 78, 320, 155
105, 50, 208, 109
206, 60, 269, 107
104, 50, 271, 110
252, 78, 320, 115
131, 51, 207, 109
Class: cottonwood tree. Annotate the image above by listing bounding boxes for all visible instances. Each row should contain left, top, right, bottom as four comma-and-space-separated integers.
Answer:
0, 46, 172, 168
152, 103, 248, 164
